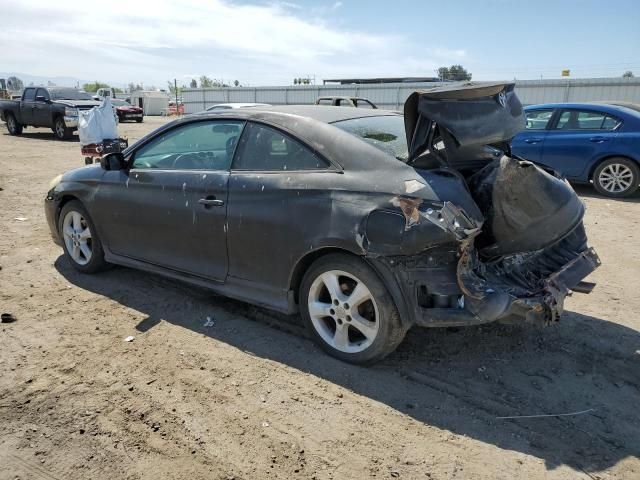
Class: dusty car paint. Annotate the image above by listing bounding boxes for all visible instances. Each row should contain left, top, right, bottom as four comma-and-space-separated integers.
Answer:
45, 88, 599, 332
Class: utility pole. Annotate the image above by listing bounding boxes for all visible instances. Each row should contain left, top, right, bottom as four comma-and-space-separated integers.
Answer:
174, 78, 179, 116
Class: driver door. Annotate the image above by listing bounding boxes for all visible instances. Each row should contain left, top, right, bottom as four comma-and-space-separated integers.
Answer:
95, 119, 245, 281
33, 88, 51, 126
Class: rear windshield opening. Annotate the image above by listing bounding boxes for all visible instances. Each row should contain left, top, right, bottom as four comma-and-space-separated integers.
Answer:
332, 115, 409, 162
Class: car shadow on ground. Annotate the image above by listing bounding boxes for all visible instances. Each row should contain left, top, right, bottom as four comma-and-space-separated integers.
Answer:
573, 184, 640, 203
55, 258, 640, 476
1, 131, 78, 142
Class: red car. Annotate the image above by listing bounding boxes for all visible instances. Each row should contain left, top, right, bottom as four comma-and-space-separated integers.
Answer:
112, 99, 143, 123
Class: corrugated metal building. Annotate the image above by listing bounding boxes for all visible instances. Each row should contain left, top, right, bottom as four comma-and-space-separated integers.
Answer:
182, 77, 640, 114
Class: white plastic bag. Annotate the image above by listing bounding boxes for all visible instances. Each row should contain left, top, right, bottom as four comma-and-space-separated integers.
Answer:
77, 97, 118, 145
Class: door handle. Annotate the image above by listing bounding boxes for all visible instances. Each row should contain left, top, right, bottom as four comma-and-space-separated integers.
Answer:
589, 136, 609, 143
198, 197, 224, 207
524, 138, 543, 144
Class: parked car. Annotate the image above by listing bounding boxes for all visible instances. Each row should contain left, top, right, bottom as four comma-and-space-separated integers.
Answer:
316, 96, 377, 108
111, 99, 143, 123
45, 83, 599, 364
512, 103, 640, 197
0, 87, 101, 140
203, 103, 271, 112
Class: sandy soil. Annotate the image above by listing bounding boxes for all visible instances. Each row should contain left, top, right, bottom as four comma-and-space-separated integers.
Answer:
0, 117, 638, 480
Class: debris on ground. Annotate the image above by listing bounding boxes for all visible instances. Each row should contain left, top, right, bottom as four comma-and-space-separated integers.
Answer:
1, 313, 17, 323
123, 335, 135, 342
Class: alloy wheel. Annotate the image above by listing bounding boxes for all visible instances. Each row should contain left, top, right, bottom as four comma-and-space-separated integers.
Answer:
7, 115, 15, 132
307, 270, 380, 354
62, 210, 93, 265
598, 163, 634, 194
55, 120, 65, 139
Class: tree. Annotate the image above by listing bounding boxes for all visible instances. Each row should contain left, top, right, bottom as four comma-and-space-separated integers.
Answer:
7, 76, 24, 91
199, 75, 214, 88
623, 71, 634, 78
190, 78, 198, 88
234, 79, 240, 87
437, 65, 472, 81
113, 87, 123, 93
127, 83, 143, 92
82, 81, 110, 92
167, 80, 181, 94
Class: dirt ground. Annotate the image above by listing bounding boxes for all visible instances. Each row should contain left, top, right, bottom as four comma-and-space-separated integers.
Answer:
0, 117, 638, 480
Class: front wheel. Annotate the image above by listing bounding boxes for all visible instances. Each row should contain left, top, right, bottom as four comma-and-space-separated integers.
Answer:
53, 117, 73, 140
300, 253, 406, 365
58, 200, 107, 273
5, 113, 23, 135
136, 118, 143, 123
593, 158, 639, 197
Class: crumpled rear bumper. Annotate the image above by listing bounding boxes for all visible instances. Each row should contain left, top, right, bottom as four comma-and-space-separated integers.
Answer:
405, 243, 600, 328
372, 201, 600, 329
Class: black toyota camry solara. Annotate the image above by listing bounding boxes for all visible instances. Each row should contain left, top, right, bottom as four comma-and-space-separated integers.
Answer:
45, 83, 601, 364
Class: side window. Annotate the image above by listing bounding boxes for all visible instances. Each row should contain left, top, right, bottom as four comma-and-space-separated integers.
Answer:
317, 99, 332, 105
233, 123, 329, 171
525, 109, 553, 129
36, 88, 49, 101
23, 88, 36, 101
556, 110, 612, 130
132, 120, 245, 170
602, 115, 622, 130
355, 99, 374, 109
337, 98, 354, 107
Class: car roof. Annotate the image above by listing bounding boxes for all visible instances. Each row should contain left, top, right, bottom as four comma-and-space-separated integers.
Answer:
524, 102, 640, 118
317, 96, 370, 100
131, 105, 403, 172
207, 103, 270, 108
234, 104, 397, 123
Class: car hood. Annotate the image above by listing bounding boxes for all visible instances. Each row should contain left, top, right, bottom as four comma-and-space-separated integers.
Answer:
53, 99, 102, 108
403, 82, 525, 164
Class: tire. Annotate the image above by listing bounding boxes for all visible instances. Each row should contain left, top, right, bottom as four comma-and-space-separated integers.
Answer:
53, 116, 73, 140
136, 118, 143, 123
5, 113, 23, 135
593, 157, 639, 198
58, 200, 107, 273
299, 253, 406, 365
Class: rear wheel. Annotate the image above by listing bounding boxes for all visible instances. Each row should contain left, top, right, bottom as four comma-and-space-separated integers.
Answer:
58, 201, 107, 273
53, 116, 73, 140
300, 253, 406, 365
5, 113, 23, 135
593, 157, 639, 197
136, 117, 143, 123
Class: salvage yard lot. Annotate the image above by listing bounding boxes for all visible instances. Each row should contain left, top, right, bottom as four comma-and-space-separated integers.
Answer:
0, 117, 638, 480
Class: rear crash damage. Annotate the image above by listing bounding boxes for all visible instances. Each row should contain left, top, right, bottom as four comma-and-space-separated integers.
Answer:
365, 82, 600, 328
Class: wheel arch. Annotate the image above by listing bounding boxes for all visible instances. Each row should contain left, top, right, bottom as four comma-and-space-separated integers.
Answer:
289, 247, 357, 304
289, 247, 413, 329
55, 194, 82, 226
588, 154, 640, 181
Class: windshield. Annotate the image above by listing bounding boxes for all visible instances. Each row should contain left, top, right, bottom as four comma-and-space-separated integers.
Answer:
111, 99, 130, 106
332, 115, 408, 162
49, 89, 94, 101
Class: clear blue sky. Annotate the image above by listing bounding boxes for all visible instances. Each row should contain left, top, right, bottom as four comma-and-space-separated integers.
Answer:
276, 0, 640, 80
2, 0, 639, 87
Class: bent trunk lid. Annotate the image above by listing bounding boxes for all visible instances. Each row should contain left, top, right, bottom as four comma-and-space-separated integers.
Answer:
404, 82, 525, 164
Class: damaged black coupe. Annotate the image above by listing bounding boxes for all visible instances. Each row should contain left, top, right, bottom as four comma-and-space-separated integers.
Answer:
45, 82, 600, 364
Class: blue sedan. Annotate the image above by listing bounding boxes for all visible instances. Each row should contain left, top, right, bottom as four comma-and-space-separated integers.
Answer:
511, 103, 640, 197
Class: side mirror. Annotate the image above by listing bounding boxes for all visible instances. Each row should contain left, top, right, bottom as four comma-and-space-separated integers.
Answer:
100, 152, 125, 171
35, 95, 48, 102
